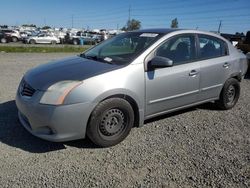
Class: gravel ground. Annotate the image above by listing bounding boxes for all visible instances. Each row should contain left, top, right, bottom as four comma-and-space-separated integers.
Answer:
0, 53, 249, 188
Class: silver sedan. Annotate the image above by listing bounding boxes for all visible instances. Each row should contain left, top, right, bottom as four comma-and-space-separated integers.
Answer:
16, 29, 248, 147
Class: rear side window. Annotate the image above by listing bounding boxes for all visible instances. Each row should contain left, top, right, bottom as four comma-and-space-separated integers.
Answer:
198, 34, 228, 59
155, 34, 196, 65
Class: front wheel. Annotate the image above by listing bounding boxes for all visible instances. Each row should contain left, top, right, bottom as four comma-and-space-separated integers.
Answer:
87, 98, 134, 147
12, 37, 18, 42
1, 38, 7, 43
215, 78, 240, 110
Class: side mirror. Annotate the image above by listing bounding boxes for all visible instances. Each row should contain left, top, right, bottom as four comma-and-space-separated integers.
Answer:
149, 56, 173, 69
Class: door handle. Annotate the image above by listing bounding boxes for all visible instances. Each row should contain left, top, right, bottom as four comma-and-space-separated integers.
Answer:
189, 70, 198, 77
223, 62, 230, 68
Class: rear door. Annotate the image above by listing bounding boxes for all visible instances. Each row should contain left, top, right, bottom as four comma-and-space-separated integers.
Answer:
145, 34, 200, 117
197, 34, 232, 101
36, 34, 45, 43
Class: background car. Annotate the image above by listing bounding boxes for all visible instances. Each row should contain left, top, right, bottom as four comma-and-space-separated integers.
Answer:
0, 31, 12, 43
25, 33, 60, 44
71, 31, 98, 45
0, 29, 21, 42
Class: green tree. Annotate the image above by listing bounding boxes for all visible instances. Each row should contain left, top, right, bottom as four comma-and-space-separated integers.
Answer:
22, 24, 36, 27
122, 19, 141, 31
42, 26, 51, 30
171, 18, 178, 28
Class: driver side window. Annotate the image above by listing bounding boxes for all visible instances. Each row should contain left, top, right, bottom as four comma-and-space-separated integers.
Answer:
155, 35, 196, 65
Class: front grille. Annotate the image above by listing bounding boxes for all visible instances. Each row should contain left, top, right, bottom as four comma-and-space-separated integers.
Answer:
20, 80, 36, 97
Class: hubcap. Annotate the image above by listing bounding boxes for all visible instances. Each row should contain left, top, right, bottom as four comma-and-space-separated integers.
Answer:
226, 85, 236, 104
99, 108, 125, 136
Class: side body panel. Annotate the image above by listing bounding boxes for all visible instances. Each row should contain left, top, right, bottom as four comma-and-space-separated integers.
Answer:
145, 62, 200, 116
198, 56, 232, 101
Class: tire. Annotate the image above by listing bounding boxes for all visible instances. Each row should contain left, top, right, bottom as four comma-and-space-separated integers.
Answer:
1, 38, 7, 43
29, 39, 36, 44
51, 40, 57, 45
215, 78, 240, 110
12, 37, 18, 42
87, 98, 134, 147
73, 39, 78, 45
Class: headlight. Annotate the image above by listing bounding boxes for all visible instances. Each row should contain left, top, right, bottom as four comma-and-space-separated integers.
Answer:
40, 81, 82, 105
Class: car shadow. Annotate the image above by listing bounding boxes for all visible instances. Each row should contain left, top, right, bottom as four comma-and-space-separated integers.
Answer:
144, 102, 222, 125
0, 99, 229, 153
245, 70, 250, 79
0, 100, 96, 153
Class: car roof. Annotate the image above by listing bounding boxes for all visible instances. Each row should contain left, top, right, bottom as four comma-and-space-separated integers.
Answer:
132, 28, 228, 42
132, 28, 182, 34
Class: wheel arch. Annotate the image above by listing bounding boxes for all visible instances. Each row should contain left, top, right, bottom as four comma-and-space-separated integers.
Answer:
88, 92, 143, 129
102, 94, 140, 128
229, 72, 242, 82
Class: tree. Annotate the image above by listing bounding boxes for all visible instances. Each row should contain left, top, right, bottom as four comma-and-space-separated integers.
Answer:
42, 26, 51, 30
122, 19, 141, 31
0, 25, 8, 28
22, 24, 36, 27
171, 18, 178, 28
235, 32, 245, 37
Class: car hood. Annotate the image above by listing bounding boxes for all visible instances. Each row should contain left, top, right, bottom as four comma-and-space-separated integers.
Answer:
24, 56, 122, 90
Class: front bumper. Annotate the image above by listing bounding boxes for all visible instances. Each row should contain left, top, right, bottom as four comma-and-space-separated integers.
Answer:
16, 91, 95, 142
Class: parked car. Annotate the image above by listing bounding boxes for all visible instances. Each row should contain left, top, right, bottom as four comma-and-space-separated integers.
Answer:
237, 31, 250, 54
71, 31, 98, 45
21, 31, 38, 42
25, 33, 60, 44
0, 29, 21, 42
16, 29, 248, 147
0, 31, 12, 43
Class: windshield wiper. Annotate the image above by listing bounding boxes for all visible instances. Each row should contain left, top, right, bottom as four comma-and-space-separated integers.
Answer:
80, 53, 99, 60
80, 53, 114, 64
86, 55, 99, 61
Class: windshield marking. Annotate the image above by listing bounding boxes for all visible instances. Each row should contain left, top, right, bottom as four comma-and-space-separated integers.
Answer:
140, 33, 159, 37
104, 57, 113, 62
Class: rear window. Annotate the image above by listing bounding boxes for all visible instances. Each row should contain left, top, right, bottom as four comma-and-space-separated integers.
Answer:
198, 34, 228, 59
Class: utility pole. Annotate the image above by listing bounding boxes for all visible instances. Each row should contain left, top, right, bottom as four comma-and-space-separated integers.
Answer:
71, 15, 74, 28
44, 18, 46, 26
218, 20, 222, 33
128, 5, 131, 21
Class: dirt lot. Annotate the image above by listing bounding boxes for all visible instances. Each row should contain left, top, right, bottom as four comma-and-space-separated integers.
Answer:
0, 53, 249, 187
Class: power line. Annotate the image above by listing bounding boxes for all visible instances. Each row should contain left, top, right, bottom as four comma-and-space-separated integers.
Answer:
132, 6, 249, 17
132, 0, 227, 11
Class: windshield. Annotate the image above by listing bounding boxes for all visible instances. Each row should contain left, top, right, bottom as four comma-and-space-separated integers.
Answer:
81, 32, 163, 65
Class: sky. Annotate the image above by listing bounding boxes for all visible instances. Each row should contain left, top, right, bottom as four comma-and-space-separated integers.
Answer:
0, 0, 249, 34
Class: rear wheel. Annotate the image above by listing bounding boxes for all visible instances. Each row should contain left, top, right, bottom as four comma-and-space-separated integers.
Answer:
73, 39, 78, 45
215, 78, 240, 110
51, 40, 57, 45
87, 98, 134, 147
29, 39, 36, 44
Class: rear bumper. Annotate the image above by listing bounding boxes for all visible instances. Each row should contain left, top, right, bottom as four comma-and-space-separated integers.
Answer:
16, 92, 95, 142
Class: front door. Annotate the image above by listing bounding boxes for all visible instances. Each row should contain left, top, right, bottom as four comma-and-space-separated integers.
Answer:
145, 34, 200, 117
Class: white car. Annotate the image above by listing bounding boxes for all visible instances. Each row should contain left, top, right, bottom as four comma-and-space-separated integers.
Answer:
0, 29, 21, 42
26, 34, 60, 44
